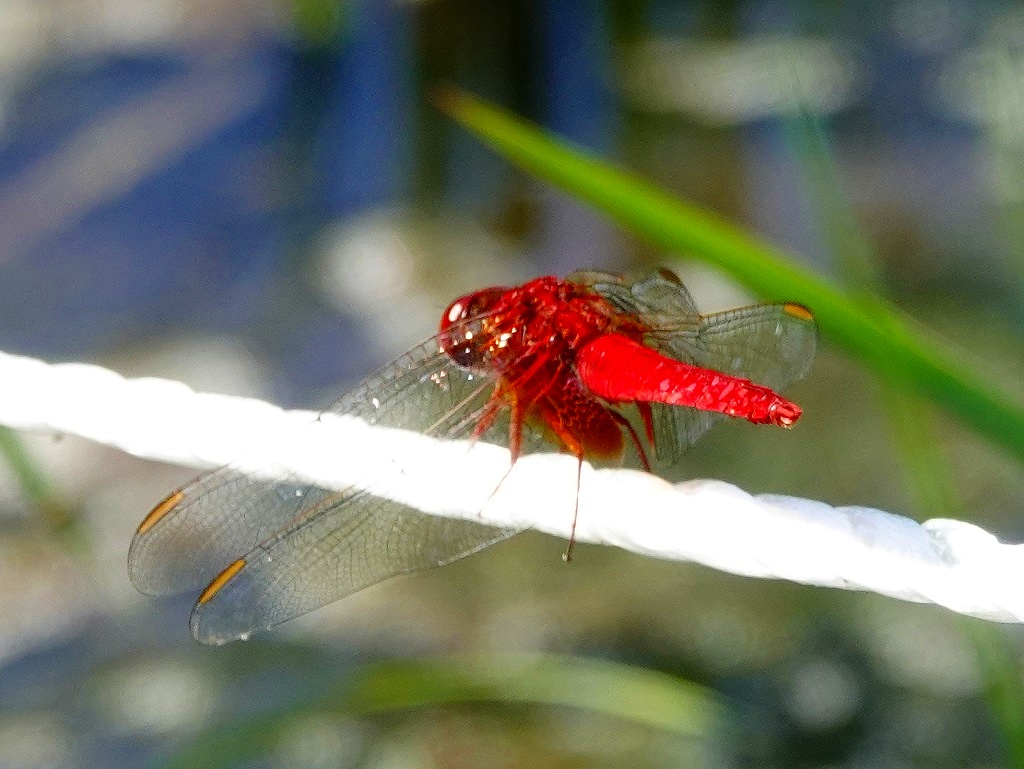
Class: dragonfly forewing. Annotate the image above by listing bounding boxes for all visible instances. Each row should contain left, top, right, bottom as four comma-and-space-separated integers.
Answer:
130, 331, 521, 643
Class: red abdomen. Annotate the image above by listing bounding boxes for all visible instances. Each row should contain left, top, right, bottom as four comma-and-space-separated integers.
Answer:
576, 334, 802, 428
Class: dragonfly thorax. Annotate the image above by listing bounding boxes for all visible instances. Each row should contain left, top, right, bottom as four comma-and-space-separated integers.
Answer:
438, 277, 619, 376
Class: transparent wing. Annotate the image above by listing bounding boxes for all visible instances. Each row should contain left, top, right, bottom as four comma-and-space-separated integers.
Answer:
579, 269, 817, 465
129, 332, 522, 644
647, 302, 817, 463
569, 268, 700, 320
670, 303, 818, 387
187, 488, 504, 644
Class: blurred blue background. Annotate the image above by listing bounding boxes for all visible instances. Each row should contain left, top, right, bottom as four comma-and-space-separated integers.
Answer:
2, 1, 1024, 767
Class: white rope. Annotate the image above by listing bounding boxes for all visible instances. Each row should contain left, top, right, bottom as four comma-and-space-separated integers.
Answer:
2, 349, 1023, 622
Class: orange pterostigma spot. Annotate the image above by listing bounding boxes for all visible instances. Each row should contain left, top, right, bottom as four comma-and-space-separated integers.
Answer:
782, 302, 814, 322
136, 489, 185, 535
198, 558, 247, 605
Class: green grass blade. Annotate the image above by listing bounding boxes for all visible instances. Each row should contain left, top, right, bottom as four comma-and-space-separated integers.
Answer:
782, 107, 962, 517
785, 105, 1024, 768
436, 89, 1024, 464
344, 653, 721, 733
963, 620, 1024, 766
0, 426, 75, 534
156, 653, 720, 769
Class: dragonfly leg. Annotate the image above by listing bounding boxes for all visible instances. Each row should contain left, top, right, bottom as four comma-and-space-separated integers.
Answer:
507, 391, 525, 464
562, 453, 583, 563
533, 416, 586, 561
607, 407, 651, 472
474, 386, 526, 520
470, 386, 505, 445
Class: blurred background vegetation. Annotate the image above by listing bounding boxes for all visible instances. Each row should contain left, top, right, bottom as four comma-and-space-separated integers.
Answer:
1, 1, 1024, 767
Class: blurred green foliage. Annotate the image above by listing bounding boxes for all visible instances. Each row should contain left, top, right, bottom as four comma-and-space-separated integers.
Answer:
158, 653, 720, 769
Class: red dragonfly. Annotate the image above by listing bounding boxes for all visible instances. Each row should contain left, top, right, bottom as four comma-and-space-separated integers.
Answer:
129, 269, 816, 644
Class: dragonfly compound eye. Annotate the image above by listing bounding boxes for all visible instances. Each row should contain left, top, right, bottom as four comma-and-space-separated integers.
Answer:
439, 287, 509, 371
